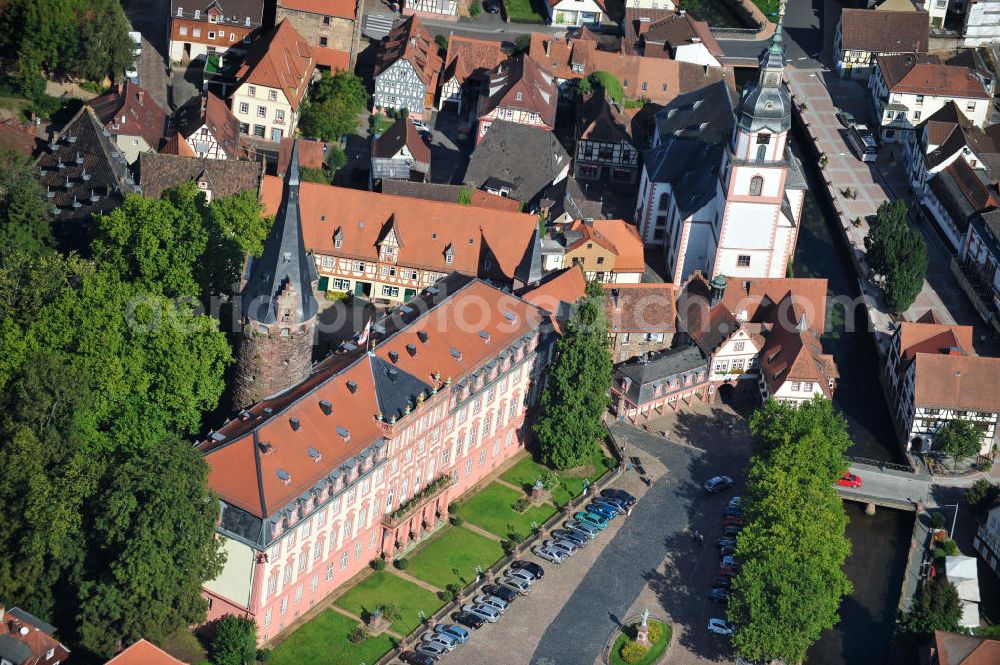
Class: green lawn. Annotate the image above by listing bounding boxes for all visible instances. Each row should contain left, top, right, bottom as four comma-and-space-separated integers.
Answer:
500, 451, 616, 508
503, 0, 547, 23
609, 621, 671, 665
269, 609, 398, 665
371, 114, 394, 136
452, 482, 557, 539
406, 525, 505, 589
334, 571, 443, 635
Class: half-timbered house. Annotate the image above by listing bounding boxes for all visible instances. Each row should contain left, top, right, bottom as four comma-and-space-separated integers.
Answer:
169, 92, 244, 159
476, 54, 557, 144
438, 35, 504, 112
575, 90, 640, 184
373, 17, 442, 119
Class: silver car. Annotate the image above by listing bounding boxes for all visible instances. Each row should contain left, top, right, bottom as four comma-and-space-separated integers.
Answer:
474, 594, 508, 613
421, 631, 458, 651
544, 539, 578, 557
462, 602, 500, 623
506, 568, 536, 584
566, 520, 599, 538
534, 546, 566, 563
502, 576, 532, 595
415, 642, 448, 659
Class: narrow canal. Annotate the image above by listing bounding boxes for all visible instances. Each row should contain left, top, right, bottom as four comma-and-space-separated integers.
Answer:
790, 139, 913, 665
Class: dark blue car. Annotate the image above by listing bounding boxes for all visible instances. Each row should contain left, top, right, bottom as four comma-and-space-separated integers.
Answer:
587, 503, 617, 520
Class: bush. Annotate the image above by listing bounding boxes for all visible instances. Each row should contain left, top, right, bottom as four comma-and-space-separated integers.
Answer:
446, 583, 461, 596
257, 648, 272, 663
469, 1, 480, 16
931, 512, 947, 529
371, 558, 386, 571
79, 81, 104, 94
435, 34, 448, 51
513, 498, 531, 513
325, 290, 350, 302
449, 515, 465, 526
647, 621, 664, 643
210, 614, 258, 665
620, 640, 648, 664
934, 539, 959, 559
394, 557, 409, 570
437, 589, 455, 602
348, 625, 368, 644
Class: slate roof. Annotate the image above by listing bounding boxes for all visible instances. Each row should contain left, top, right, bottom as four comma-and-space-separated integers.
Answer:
541, 175, 607, 221
971, 208, 1000, 259
927, 157, 997, 233
36, 106, 139, 249
374, 16, 442, 86
479, 54, 557, 129
198, 274, 545, 542
169, 0, 265, 24
380, 180, 523, 211
372, 117, 431, 167
91, 81, 167, 155
241, 140, 319, 325
235, 19, 314, 110
839, 9, 929, 53
613, 345, 709, 405
173, 92, 243, 159
578, 90, 633, 144
137, 152, 264, 200
465, 120, 569, 204
643, 80, 737, 217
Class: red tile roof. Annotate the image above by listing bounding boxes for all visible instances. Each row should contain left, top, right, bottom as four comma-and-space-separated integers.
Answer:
236, 20, 315, 111
105, 640, 188, 665
91, 80, 167, 152
372, 117, 431, 165
277, 137, 328, 175
890, 63, 990, 99
259, 177, 539, 279
313, 47, 350, 71
604, 282, 676, 333
897, 321, 975, 361
913, 354, 1000, 412
0, 118, 40, 157
374, 16, 442, 87
200, 277, 544, 518
480, 54, 558, 129
520, 265, 587, 314
759, 316, 838, 397
932, 629, 1000, 665
638, 11, 723, 59
174, 92, 244, 159
443, 34, 505, 87
279, 0, 356, 20
0, 608, 70, 665
566, 219, 645, 273
839, 9, 929, 53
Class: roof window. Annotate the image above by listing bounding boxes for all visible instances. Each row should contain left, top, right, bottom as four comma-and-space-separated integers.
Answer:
290, 417, 300, 431
319, 400, 333, 415
277, 468, 291, 484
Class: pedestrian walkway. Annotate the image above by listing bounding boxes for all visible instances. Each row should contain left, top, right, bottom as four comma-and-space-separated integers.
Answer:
461, 521, 505, 542
387, 567, 445, 594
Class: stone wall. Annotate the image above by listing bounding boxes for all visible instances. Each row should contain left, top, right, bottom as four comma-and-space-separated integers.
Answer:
232, 318, 316, 409
276, 6, 356, 53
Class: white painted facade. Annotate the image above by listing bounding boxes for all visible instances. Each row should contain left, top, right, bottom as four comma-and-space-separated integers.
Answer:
184, 122, 230, 159
708, 328, 761, 384
758, 373, 830, 405
673, 42, 722, 68
624, 0, 675, 8
233, 84, 297, 143
962, 217, 1000, 313
374, 60, 428, 117
963, 0, 1000, 46
549, 0, 604, 26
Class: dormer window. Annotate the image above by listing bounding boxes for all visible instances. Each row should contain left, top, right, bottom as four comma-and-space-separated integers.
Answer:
334, 227, 343, 248
177, 7, 183, 16
444, 243, 454, 265
194, 9, 200, 18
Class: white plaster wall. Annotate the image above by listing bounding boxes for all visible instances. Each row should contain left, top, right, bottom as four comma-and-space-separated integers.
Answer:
732, 168, 783, 198
719, 202, 776, 249
204, 536, 256, 610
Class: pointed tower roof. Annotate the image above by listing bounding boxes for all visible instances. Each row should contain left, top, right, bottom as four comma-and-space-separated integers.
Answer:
241, 139, 318, 325
736, 0, 792, 134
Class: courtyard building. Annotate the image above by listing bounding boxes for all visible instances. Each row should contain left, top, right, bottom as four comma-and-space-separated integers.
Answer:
833, 8, 928, 80
276, 0, 355, 72
168, 0, 265, 65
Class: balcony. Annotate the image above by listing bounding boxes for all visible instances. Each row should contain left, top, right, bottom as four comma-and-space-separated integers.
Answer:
381, 474, 452, 529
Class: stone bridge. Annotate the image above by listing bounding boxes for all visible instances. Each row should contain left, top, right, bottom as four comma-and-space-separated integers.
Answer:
835, 459, 932, 512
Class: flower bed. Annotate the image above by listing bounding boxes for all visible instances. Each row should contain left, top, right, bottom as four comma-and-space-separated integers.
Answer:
609, 620, 670, 665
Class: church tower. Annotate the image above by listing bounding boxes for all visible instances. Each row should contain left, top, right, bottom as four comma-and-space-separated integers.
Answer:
712, 0, 803, 279
232, 140, 319, 410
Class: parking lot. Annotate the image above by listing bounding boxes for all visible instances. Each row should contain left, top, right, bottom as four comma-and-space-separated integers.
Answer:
396, 403, 753, 665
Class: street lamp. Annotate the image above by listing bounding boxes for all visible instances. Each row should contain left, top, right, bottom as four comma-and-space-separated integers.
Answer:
943, 503, 960, 540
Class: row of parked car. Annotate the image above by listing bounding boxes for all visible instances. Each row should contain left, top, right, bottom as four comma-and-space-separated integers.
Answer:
400, 487, 638, 663
706, 488, 741, 638
532, 487, 637, 564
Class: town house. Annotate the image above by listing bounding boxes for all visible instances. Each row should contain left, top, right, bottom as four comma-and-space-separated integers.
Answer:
373, 17, 442, 120
276, 0, 356, 72
231, 20, 315, 142
168, 0, 265, 64
438, 35, 504, 113
604, 283, 676, 362
370, 117, 431, 184
575, 90, 640, 184
477, 55, 557, 144
833, 8, 929, 79
168, 91, 244, 159
624, 9, 723, 66
959, 209, 1000, 331
90, 81, 167, 164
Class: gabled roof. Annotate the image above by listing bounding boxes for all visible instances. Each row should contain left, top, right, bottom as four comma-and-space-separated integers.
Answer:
519, 265, 587, 319
260, 177, 540, 280
565, 219, 644, 272
927, 157, 997, 233
875, 52, 940, 90
932, 629, 1000, 665
578, 90, 633, 144
897, 320, 975, 361
839, 9, 929, 53
137, 152, 264, 200
242, 140, 318, 325
235, 19, 314, 110
199, 275, 545, 533
443, 34, 504, 87
91, 80, 167, 153
613, 345, 709, 405
173, 92, 243, 158
912, 353, 1000, 412
758, 312, 838, 397
277, 136, 327, 176
605, 282, 676, 333
638, 11, 722, 59
888, 62, 990, 99
920, 102, 1000, 171
529, 33, 597, 80
380, 180, 523, 211
479, 54, 557, 128
465, 120, 569, 203
0, 608, 70, 665
170, 0, 265, 24
104, 639, 188, 665
372, 117, 431, 167
0, 118, 41, 157
374, 16, 442, 87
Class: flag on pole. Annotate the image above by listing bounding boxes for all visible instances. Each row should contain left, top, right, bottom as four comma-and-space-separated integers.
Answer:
357, 318, 372, 347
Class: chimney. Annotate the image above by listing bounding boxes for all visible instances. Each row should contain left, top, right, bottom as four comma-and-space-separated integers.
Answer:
137, 89, 145, 104
679, 8, 686, 15
638, 18, 652, 35
545, 39, 550, 57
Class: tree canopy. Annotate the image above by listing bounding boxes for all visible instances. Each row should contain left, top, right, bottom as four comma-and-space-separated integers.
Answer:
1, 0, 134, 95
533, 280, 612, 469
864, 200, 927, 313
210, 614, 259, 665
899, 577, 962, 641
729, 397, 853, 664
934, 418, 983, 463
0, 150, 53, 257
299, 70, 369, 142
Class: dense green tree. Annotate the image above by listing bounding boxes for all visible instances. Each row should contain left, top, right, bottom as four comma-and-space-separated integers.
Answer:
729, 398, 853, 665
200, 189, 271, 297
210, 614, 259, 665
587, 71, 625, 104
934, 418, 983, 463
966, 478, 1000, 517
299, 70, 369, 141
898, 577, 962, 641
864, 200, 927, 312
533, 280, 612, 469
0, 150, 53, 257
0, 0, 134, 90
75, 441, 225, 657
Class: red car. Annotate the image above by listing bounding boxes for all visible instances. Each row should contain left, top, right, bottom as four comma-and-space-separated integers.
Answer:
718, 566, 738, 578
837, 473, 862, 488
723, 516, 744, 527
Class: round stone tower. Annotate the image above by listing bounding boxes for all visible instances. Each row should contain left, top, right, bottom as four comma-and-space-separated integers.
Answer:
232, 140, 319, 410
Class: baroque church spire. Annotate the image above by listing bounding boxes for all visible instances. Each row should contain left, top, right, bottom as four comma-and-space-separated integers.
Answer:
736, 0, 792, 134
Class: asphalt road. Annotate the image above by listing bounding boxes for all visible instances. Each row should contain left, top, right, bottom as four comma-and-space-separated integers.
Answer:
531, 417, 751, 664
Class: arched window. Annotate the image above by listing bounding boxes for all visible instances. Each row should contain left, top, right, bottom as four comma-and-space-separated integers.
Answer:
756, 144, 767, 161
749, 175, 764, 196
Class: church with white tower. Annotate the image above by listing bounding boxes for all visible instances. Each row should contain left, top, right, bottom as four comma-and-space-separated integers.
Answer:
634, 2, 807, 284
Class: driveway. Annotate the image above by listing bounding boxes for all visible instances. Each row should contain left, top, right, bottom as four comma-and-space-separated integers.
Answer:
404, 404, 752, 665
124, 0, 171, 110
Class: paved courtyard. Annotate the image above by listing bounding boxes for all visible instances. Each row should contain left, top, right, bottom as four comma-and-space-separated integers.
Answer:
404, 404, 752, 665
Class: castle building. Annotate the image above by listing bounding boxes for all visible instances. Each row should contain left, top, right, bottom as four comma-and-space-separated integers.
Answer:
232, 140, 319, 410
634, 2, 807, 283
